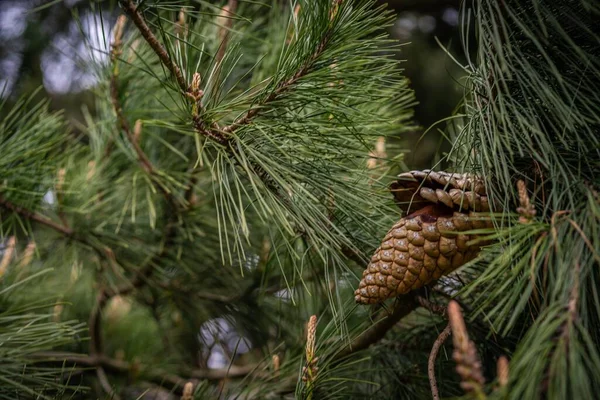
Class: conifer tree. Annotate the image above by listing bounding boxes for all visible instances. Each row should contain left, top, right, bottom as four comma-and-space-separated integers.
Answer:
0, 0, 598, 399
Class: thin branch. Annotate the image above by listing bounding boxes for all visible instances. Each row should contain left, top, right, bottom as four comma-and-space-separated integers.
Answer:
30, 352, 258, 387
89, 291, 108, 356
341, 245, 367, 265
119, 0, 226, 147
337, 294, 418, 359
119, 0, 187, 92
110, 76, 155, 176
97, 365, 122, 400
0, 195, 73, 236
417, 295, 448, 318
429, 324, 452, 400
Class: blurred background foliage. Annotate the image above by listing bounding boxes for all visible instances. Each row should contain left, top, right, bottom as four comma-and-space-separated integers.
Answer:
0, 0, 467, 169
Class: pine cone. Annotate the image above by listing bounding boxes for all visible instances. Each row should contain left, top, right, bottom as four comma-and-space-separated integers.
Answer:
355, 171, 494, 304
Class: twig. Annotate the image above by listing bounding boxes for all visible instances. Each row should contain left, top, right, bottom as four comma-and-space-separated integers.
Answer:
97, 365, 121, 400
341, 245, 367, 265
88, 290, 118, 399
417, 295, 447, 318
29, 351, 257, 392
89, 291, 108, 357
0, 195, 73, 236
119, 0, 226, 147
428, 324, 452, 400
337, 294, 418, 359
155, 280, 240, 303
109, 75, 155, 176
119, 0, 187, 92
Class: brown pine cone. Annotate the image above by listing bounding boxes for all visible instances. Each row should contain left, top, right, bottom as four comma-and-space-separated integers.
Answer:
355, 171, 494, 305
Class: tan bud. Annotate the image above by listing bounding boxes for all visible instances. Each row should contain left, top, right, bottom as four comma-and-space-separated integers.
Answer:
305, 315, 317, 361
191, 72, 201, 92
113, 15, 127, 46
216, 5, 232, 42
56, 168, 66, 193
181, 382, 194, 400
53, 303, 64, 322
0, 236, 16, 278
497, 356, 509, 387
19, 241, 36, 267
133, 119, 143, 144
127, 39, 141, 63
272, 354, 280, 377
86, 161, 96, 182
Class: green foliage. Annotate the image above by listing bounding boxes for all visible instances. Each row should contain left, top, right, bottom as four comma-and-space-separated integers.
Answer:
0, 270, 85, 399
1, 0, 597, 398
1, 0, 417, 398
445, 0, 600, 398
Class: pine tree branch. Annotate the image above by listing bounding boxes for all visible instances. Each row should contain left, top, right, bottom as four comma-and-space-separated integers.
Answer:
428, 324, 452, 400
118, 0, 226, 146
119, 0, 187, 92
222, 28, 333, 135
0, 195, 73, 236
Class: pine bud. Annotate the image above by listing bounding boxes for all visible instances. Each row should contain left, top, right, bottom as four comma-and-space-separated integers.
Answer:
302, 315, 319, 386
176, 8, 188, 38
216, 5, 231, 43
19, 241, 36, 267
497, 356, 509, 387
306, 315, 317, 361
52, 303, 63, 322
0, 236, 16, 278
111, 15, 127, 61
56, 168, 66, 193
287, 5, 301, 44
86, 161, 96, 182
133, 119, 143, 145
191, 72, 201, 93
272, 354, 280, 378
181, 382, 194, 400
448, 301, 485, 395
516, 180, 535, 223
112, 15, 127, 47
